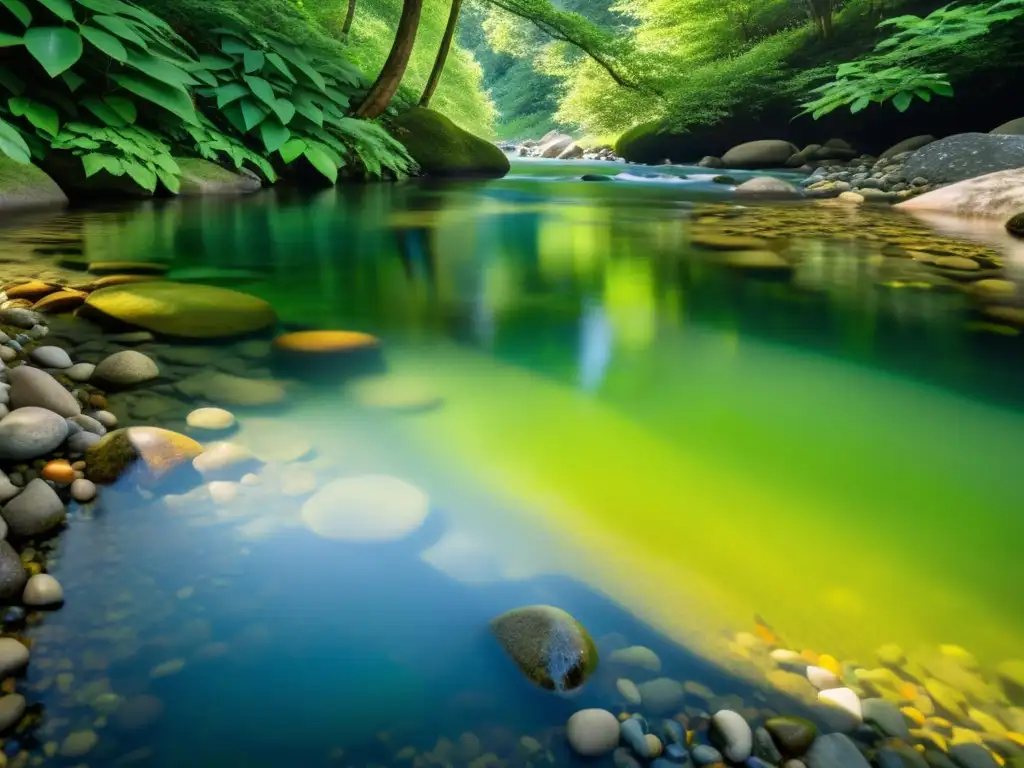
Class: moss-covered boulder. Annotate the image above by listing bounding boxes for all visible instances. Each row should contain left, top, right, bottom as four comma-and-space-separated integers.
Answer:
490, 605, 598, 691
0, 157, 68, 213
390, 108, 509, 179
86, 427, 203, 486
177, 158, 262, 196
82, 281, 276, 339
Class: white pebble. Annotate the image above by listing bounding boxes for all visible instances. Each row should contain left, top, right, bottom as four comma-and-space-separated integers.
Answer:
70, 478, 97, 502
807, 665, 840, 690
616, 678, 642, 705
92, 410, 117, 429
240, 473, 260, 486
186, 407, 236, 431
566, 708, 620, 757
22, 573, 64, 607
770, 649, 803, 663
818, 687, 863, 720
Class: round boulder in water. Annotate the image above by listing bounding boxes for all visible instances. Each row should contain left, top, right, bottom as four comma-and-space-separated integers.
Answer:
186, 407, 236, 433
710, 709, 753, 762
0, 406, 69, 460
490, 605, 598, 691
301, 475, 428, 541
566, 708, 620, 756
1, 478, 67, 537
85, 427, 203, 486
93, 350, 159, 388
83, 281, 276, 339
22, 573, 63, 607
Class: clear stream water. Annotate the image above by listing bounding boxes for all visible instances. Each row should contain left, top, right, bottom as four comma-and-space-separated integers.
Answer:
1, 158, 1023, 766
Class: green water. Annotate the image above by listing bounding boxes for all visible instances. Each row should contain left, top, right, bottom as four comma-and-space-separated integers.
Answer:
3, 160, 1024, 763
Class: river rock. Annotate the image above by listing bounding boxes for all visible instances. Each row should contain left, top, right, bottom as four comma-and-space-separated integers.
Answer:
765, 716, 817, 757
948, 744, 999, 768
620, 717, 650, 756
901, 133, 1024, 183
0, 693, 25, 732
819, 687, 863, 720
83, 281, 276, 339
990, 116, 1024, 135
186, 407, 236, 432
22, 573, 63, 606
1, 478, 66, 537
897, 167, 1024, 218
0, 308, 42, 329
489, 605, 598, 691
0, 406, 69, 460
29, 345, 72, 368
617, 678, 642, 704
613, 747, 642, 768
60, 729, 98, 757
301, 475, 428, 542
710, 709, 753, 762
538, 134, 574, 158
566, 709, 620, 756
863, 697, 910, 739
0, 471, 19, 504
735, 176, 801, 199
608, 645, 661, 672
691, 744, 723, 765
722, 140, 799, 168
176, 371, 286, 406
86, 426, 203, 485
192, 442, 258, 477
93, 350, 159, 387
69, 414, 106, 436
807, 665, 840, 690
805, 733, 870, 768
0, 637, 28, 676
0, 541, 26, 600
70, 478, 97, 502
7, 365, 80, 416
754, 726, 784, 764
881, 135, 936, 158
65, 362, 95, 382
637, 678, 685, 713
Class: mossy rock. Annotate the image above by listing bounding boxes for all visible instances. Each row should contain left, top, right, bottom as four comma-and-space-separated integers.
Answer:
1006, 212, 1024, 238
390, 107, 510, 179
176, 158, 262, 196
0, 156, 68, 213
490, 605, 598, 691
82, 281, 276, 339
86, 427, 203, 486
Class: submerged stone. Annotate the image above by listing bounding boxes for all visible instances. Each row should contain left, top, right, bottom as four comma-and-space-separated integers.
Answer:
566, 708, 620, 756
85, 427, 203, 486
765, 716, 818, 757
490, 605, 598, 691
301, 475, 428, 541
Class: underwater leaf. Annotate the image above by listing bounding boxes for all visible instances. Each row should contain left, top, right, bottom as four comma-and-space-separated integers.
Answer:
303, 143, 337, 184
0, 0, 31, 26
8, 96, 59, 136
279, 137, 305, 163
80, 25, 127, 61
35, 0, 75, 21
892, 91, 913, 112
91, 14, 147, 48
258, 117, 288, 153
243, 49, 265, 74
110, 73, 198, 125
265, 52, 295, 82
215, 83, 248, 108
24, 27, 83, 78
0, 118, 32, 163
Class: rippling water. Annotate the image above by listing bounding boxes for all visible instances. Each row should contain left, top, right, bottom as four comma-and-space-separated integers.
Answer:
2, 159, 1022, 766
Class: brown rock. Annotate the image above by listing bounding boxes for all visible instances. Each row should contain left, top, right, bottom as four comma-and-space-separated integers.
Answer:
33, 289, 88, 314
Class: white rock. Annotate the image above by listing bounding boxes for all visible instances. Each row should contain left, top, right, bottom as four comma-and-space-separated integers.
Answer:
566, 708, 620, 757
192, 442, 257, 476
608, 645, 661, 672
0, 637, 29, 676
301, 475, 428, 541
93, 350, 159, 387
186, 407, 236, 431
807, 665, 841, 690
29, 345, 72, 368
818, 687, 863, 720
710, 709, 753, 762
897, 167, 1024, 217
92, 410, 118, 429
22, 573, 63, 606
65, 363, 95, 382
70, 478, 97, 502
616, 678, 642, 705
770, 649, 804, 663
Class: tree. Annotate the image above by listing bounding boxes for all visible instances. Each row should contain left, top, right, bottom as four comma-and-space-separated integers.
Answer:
421, 0, 464, 106
806, 0, 835, 37
354, 0, 424, 117
342, 0, 358, 37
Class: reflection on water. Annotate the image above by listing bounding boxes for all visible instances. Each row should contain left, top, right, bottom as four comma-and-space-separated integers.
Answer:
1, 163, 1023, 765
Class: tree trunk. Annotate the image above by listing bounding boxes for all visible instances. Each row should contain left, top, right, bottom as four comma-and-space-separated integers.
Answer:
341, 0, 358, 37
807, 0, 833, 38
420, 0, 462, 107
354, 0, 423, 118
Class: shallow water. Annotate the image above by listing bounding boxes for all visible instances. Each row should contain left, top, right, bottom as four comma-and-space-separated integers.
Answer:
2, 159, 1023, 765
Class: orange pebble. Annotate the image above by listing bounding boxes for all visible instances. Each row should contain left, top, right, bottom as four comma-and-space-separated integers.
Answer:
754, 623, 778, 645
800, 649, 820, 664
272, 330, 379, 353
899, 682, 918, 701
41, 459, 75, 484
818, 654, 842, 676
89, 394, 107, 409
901, 707, 927, 726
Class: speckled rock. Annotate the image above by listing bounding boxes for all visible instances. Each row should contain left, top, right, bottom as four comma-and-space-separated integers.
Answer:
0, 637, 28, 676
22, 573, 63, 606
490, 605, 598, 691
7, 365, 80, 416
566, 709, 620, 756
901, 133, 1024, 184
0, 541, 27, 601
93, 350, 159, 387
1, 478, 66, 537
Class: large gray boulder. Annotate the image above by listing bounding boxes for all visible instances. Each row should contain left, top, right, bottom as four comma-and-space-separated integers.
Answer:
896, 168, 1024, 218
1, 478, 66, 537
722, 140, 799, 169
735, 176, 801, 199
990, 117, 1024, 135
880, 134, 936, 158
0, 406, 69, 460
538, 134, 575, 158
901, 133, 1024, 183
176, 158, 261, 196
0, 157, 68, 213
8, 365, 81, 417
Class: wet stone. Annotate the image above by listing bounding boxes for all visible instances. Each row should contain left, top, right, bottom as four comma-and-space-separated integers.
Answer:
0, 638, 29, 677
710, 709, 753, 762
753, 726, 783, 764
765, 717, 817, 758
691, 744, 724, 765
949, 744, 999, 768
863, 697, 911, 739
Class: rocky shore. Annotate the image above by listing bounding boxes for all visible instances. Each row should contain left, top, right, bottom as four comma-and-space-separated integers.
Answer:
498, 131, 622, 162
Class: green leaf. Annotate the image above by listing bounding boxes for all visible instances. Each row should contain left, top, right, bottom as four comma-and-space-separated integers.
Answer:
36, 0, 74, 21
80, 24, 127, 61
850, 95, 870, 114
0, 0, 31, 26
279, 137, 305, 163
79, 96, 127, 126
0, 66, 25, 95
303, 143, 337, 184
24, 27, 83, 78
239, 98, 268, 131
892, 91, 913, 112
110, 72, 198, 125
151, 153, 179, 174
220, 37, 249, 55
126, 48, 197, 87
156, 167, 179, 194
8, 96, 59, 136
914, 88, 933, 102
104, 94, 136, 123
221, 102, 247, 134
0, 32, 22, 47
60, 69, 84, 91
271, 98, 295, 125
243, 49, 264, 74
82, 152, 122, 177
0, 118, 31, 163
258, 117, 288, 153
294, 60, 326, 92
265, 52, 295, 82
215, 82, 248, 108
91, 14, 147, 47
122, 159, 156, 191
927, 81, 954, 97
197, 54, 233, 70
243, 75, 276, 109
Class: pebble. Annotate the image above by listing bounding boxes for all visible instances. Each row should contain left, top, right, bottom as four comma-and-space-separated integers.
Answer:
621, 717, 650, 756
711, 709, 753, 762
807, 665, 840, 690
933, 256, 980, 271
566, 709, 620, 757
70, 478, 97, 502
608, 645, 662, 672
93, 409, 118, 429
0, 638, 28, 677
660, 719, 686, 746
0, 477, 66, 537
186, 407, 236, 432
863, 697, 911, 739
208, 481, 238, 504
7, 365, 80, 417
0, 541, 27, 600
0, 347, 14, 363
41, 459, 74, 483
192, 442, 258, 476
753, 726, 783, 764
150, 658, 185, 678
638, 678, 685, 713
301, 475, 429, 541
613, 747, 643, 768
68, 430, 101, 453
691, 744, 724, 765
948, 744, 999, 768
765, 716, 817, 757
29, 345, 72, 368
69, 414, 106, 436
0, 693, 25, 731
0, 471, 20, 504
805, 733, 870, 768
644, 733, 663, 758
819, 687, 863, 720
59, 729, 98, 757
93, 350, 160, 387
22, 573, 63, 606
64, 362, 95, 382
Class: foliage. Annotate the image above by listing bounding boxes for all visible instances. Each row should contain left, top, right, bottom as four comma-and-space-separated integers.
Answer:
51, 120, 181, 192
800, 0, 1024, 117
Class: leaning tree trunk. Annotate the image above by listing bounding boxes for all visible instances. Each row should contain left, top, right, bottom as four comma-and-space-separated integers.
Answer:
419, 0, 462, 107
341, 0, 358, 37
354, 0, 423, 118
